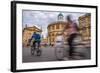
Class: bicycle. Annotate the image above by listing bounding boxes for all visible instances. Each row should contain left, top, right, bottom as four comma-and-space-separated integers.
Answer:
31, 42, 42, 56
28, 39, 42, 56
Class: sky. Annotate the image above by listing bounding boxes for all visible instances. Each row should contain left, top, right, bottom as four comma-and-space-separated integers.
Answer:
22, 10, 86, 38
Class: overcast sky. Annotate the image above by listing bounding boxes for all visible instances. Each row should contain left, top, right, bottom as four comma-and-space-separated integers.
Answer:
22, 10, 86, 38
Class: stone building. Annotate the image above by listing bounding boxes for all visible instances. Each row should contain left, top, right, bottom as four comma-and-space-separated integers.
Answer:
47, 13, 69, 45
22, 25, 42, 47
78, 13, 91, 41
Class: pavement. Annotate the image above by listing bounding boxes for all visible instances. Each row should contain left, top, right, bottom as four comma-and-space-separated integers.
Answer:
22, 44, 91, 63
22, 46, 58, 63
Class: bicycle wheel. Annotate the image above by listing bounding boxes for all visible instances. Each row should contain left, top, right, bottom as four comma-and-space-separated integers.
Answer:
31, 46, 34, 55
55, 47, 64, 60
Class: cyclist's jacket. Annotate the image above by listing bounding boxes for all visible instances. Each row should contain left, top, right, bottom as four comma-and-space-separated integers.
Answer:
31, 32, 41, 42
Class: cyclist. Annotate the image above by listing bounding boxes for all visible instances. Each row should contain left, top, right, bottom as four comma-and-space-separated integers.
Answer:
63, 15, 79, 59
30, 32, 41, 55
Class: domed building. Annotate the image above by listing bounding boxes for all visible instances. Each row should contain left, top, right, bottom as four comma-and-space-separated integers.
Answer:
47, 13, 91, 46
47, 13, 69, 45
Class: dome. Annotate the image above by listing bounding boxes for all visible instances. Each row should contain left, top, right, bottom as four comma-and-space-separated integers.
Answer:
58, 12, 63, 17
58, 12, 64, 20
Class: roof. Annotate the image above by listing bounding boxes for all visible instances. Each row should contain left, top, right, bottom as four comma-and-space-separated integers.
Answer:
23, 25, 42, 32
78, 13, 91, 20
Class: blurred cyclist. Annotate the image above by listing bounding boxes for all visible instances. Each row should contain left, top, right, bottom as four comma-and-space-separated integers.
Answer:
63, 15, 79, 58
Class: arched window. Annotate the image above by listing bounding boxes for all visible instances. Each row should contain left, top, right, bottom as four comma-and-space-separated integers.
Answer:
52, 33, 54, 36
52, 25, 54, 30
56, 24, 59, 29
